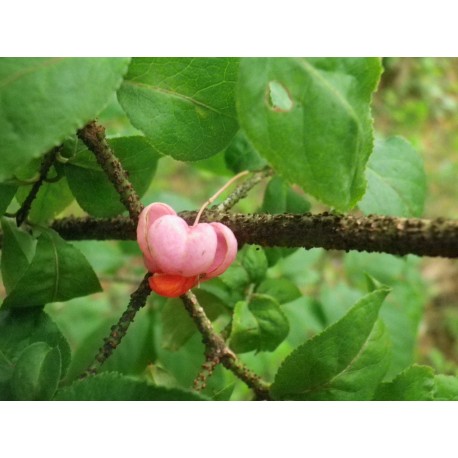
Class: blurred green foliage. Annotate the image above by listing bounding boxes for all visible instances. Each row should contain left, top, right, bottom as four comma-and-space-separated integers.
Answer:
2, 57, 458, 400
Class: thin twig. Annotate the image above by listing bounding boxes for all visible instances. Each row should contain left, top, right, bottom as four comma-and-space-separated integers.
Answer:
77, 120, 143, 222
81, 273, 152, 378
194, 170, 249, 225
16, 148, 59, 226
181, 291, 271, 400
214, 167, 274, 213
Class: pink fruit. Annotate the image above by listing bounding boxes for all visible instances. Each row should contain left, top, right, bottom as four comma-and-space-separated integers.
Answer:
137, 203, 238, 297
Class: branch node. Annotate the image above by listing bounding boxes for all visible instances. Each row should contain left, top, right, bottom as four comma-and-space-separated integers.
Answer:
181, 291, 271, 400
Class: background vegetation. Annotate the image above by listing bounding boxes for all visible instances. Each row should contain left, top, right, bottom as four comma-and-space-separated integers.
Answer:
1, 57, 457, 400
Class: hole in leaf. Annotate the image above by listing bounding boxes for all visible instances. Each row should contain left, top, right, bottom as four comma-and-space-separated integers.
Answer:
266, 81, 294, 112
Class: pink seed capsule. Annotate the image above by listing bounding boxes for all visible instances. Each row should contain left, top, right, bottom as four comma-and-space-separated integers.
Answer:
136, 202, 238, 297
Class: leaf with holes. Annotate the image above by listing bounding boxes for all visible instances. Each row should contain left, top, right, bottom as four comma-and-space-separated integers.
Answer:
2, 228, 101, 308
359, 136, 427, 217
65, 136, 160, 217
0, 58, 130, 182
271, 287, 391, 400
238, 58, 382, 211
117, 58, 239, 161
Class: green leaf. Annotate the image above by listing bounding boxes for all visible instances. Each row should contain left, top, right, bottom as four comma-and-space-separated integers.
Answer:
344, 252, 426, 378
117, 58, 239, 161
11, 342, 61, 400
373, 365, 434, 401
224, 130, 267, 173
2, 228, 101, 308
15, 175, 74, 224
229, 294, 289, 353
256, 278, 301, 304
271, 288, 391, 400
54, 372, 206, 400
434, 374, 458, 400
0, 58, 130, 182
238, 57, 382, 211
239, 245, 268, 284
1, 217, 36, 293
359, 136, 427, 217
0, 184, 17, 214
0, 307, 71, 399
219, 262, 250, 302
65, 136, 159, 217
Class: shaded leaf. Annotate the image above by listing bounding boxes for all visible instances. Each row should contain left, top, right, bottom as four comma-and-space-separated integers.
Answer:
224, 130, 267, 173
0, 217, 36, 293
359, 136, 427, 217
238, 57, 382, 211
0, 307, 71, 399
117, 58, 239, 161
11, 342, 61, 400
0, 58, 130, 182
0, 184, 17, 214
